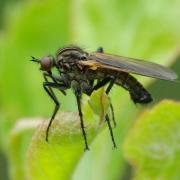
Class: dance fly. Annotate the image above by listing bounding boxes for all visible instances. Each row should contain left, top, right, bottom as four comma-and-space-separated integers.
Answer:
31, 45, 178, 150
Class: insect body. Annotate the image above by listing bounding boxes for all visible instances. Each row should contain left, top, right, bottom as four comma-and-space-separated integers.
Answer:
32, 45, 177, 150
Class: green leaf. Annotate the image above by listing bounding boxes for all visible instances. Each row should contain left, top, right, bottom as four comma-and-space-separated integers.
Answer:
124, 100, 180, 180
27, 111, 101, 180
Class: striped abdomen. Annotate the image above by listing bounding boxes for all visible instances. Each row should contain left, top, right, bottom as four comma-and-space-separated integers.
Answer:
115, 72, 153, 104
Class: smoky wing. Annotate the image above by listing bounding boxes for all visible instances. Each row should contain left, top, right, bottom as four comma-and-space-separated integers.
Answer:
86, 53, 177, 81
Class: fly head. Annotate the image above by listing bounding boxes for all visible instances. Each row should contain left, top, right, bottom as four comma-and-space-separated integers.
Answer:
31, 56, 55, 72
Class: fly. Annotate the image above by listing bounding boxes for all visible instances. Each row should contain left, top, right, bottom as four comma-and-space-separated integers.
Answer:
31, 45, 178, 150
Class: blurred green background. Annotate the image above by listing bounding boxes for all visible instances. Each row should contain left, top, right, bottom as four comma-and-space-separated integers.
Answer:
0, 0, 180, 180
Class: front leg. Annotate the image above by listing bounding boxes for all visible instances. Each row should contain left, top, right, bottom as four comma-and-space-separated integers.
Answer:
43, 74, 68, 142
43, 72, 66, 95
43, 82, 60, 142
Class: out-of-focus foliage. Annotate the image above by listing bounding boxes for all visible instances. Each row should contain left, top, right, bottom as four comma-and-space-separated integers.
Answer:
0, 0, 179, 180
124, 100, 180, 179
9, 118, 42, 180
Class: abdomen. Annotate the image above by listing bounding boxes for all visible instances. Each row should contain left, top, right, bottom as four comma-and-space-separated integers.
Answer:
115, 72, 153, 104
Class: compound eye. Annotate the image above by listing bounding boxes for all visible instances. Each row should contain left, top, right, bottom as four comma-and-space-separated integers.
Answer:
40, 56, 53, 71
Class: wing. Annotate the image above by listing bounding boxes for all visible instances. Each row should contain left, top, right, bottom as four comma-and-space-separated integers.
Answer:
78, 52, 177, 81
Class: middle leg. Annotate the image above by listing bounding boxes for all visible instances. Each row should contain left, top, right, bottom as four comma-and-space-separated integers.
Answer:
73, 82, 89, 150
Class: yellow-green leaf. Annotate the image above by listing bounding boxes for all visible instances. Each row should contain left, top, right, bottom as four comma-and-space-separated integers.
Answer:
124, 100, 180, 180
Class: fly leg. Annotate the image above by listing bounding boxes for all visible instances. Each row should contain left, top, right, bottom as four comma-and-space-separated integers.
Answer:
43, 73, 67, 142
43, 72, 66, 95
106, 79, 116, 127
90, 77, 116, 127
91, 78, 111, 93
91, 78, 116, 126
105, 79, 117, 148
110, 104, 115, 126
73, 82, 89, 150
43, 82, 59, 142
90, 77, 117, 148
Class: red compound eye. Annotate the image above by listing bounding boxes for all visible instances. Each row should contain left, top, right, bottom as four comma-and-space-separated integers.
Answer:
40, 56, 53, 71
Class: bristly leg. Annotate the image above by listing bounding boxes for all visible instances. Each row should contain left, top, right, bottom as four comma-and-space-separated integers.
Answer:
104, 76, 116, 128
90, 77, 116, 127
43, 72, 66, 95
75, 89, 89, 150
43, 72, 67, 142
43, 82, 60, 142
105, 114, 117, 148
110, 101, 116, 127
105, 79, 117, 148
92, 77, 111, 92
89, 76, 117, 148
